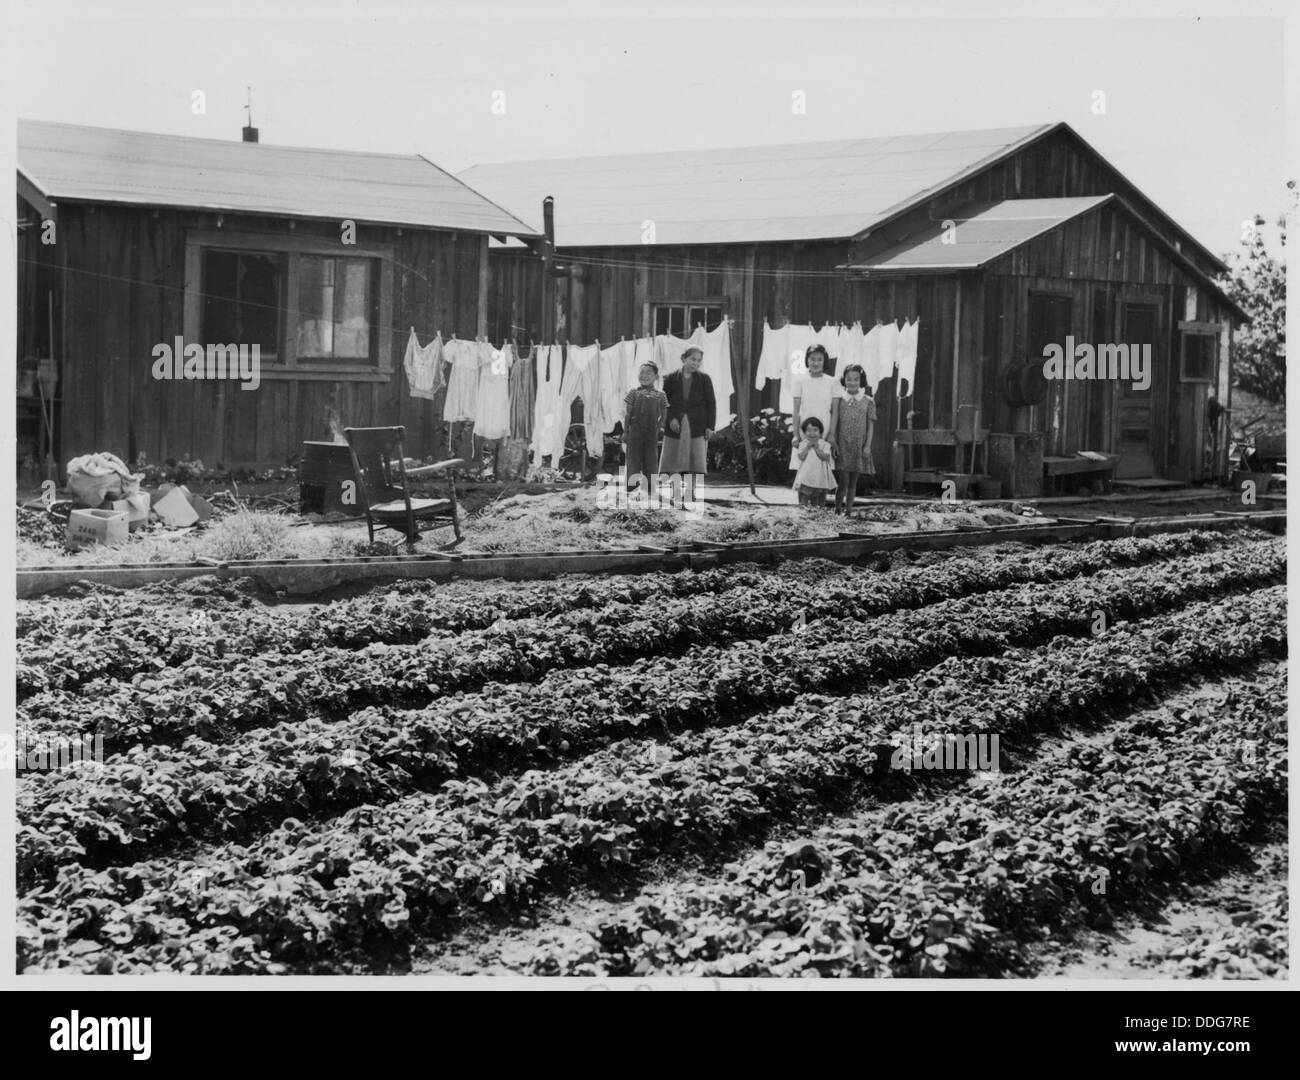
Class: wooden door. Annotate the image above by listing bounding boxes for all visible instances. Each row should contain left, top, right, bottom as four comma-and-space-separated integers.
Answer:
1027, 292, 1072, 454
1116, 303, 1158, 478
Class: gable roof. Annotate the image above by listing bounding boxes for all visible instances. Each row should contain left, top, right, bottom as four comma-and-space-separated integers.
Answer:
17, 119, 540, 237
459, 124, 1052, 247
460, 122, 1227, 278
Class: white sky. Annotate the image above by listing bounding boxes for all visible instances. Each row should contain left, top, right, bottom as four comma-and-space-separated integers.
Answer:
6, 0, 1294, 258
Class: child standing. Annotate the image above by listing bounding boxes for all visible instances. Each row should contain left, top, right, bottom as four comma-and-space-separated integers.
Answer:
789, 344, 844, 470
622, 362, 669, 492
835, 363, 877, 515
793, 416, 836, 508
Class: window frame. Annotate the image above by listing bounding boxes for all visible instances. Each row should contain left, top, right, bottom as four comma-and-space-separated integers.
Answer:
646, 297, 728, 338
184, 229, 395, 382
1177, 320, 1221, 384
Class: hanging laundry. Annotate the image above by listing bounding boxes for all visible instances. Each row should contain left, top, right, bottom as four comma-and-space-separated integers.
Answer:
755, 319, 788, 390
878, 320, 902, 396
555, 343, 604, 459
839, 321, 865, 375
403, 329, 445, 401
896, 318, 920, 399
655, 332, 699, 380
509, 344, 536, 441
441, 338, 481, 422
531, 345, 564, 460
862, 323, 885, 392
787, 324, 816, 364
776, 324, 816, 414
599, 341, 634, 434
699, 321, 735, 426
473, 343, 512, 441
814, 321, 841, 360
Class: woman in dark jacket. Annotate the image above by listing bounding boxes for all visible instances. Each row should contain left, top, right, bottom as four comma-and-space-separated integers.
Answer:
658, 346, 715, 506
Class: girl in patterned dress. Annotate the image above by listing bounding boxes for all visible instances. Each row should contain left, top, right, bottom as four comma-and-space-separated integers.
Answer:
834, 364, 877, 515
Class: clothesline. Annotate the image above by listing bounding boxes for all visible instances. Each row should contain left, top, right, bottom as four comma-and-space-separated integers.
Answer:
754, 317, 922, 413
402, 318, 738, 466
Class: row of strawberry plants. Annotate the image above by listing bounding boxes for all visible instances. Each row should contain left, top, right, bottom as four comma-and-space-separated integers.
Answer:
15, 563, 784, 698
14, 529, 1249, 699
520, 664, 1288, 978
14, 545, 1284, 884
16, 536, 1282, 757
16, 585, 1284, 972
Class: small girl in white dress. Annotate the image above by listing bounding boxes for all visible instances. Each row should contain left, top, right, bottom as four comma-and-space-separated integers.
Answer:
793, 416, 836, 508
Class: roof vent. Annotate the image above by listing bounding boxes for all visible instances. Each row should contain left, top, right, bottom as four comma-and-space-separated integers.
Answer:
242, 86, 258, 142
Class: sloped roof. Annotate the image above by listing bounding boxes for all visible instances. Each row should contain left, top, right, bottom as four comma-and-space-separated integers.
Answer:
844, 193, 1249, 323
17, 119, 540, 236
845, 196, 1111, 271
459, 124, 1052, 246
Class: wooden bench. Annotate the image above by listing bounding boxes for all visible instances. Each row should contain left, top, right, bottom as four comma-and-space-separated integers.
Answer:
1042, 454, 1118, 496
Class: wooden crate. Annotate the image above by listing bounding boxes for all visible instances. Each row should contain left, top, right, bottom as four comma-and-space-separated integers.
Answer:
299, 441, 364, 517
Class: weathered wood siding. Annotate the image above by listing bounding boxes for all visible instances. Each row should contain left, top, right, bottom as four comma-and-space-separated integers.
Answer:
45, 203, 487, 469
983, 198, 1236, 481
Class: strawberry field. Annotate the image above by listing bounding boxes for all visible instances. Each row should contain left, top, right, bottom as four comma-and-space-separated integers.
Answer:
15, 528, 1288, 978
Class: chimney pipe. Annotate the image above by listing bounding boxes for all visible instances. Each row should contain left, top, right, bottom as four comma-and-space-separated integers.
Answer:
242, 125, 259, 143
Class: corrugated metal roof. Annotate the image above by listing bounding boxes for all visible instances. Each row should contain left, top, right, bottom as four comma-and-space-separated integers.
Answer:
844, 196, 1112, 271
458, 124, 1052, 246
18, 119, 540, 236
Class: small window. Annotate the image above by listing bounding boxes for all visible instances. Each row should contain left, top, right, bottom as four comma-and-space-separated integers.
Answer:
1181, 332, 1216, 383
653, 302, 723, 336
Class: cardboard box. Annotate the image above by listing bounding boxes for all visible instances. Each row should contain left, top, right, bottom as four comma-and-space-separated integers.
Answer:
111, 492, 152, 532
153, 486, 200, 527
66, 508, 129, 550
184, 489, 214, 521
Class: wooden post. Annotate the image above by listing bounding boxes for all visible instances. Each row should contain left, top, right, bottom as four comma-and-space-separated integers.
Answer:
731, 316, 756, 495
950, 278, 962, 430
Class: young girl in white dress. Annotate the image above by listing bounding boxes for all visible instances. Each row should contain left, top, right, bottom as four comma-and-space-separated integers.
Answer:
793, 416, 836, 508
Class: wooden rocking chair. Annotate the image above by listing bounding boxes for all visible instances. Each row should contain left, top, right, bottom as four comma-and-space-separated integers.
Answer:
343, 426, 463, 550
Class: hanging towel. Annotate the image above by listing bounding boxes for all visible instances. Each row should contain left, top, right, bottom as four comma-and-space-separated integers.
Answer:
474, 343, 512, 441
531, 345, 564, 460
403, 329, 445, 401
509, 344, 536, 441
896, 318, 920, 399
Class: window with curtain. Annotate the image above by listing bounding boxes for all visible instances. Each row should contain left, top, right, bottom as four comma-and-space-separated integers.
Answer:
296, 256, 375, 361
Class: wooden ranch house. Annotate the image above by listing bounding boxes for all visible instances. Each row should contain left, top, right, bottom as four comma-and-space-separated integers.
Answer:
461, 122, 1248, 496
16, 119, 539, 474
